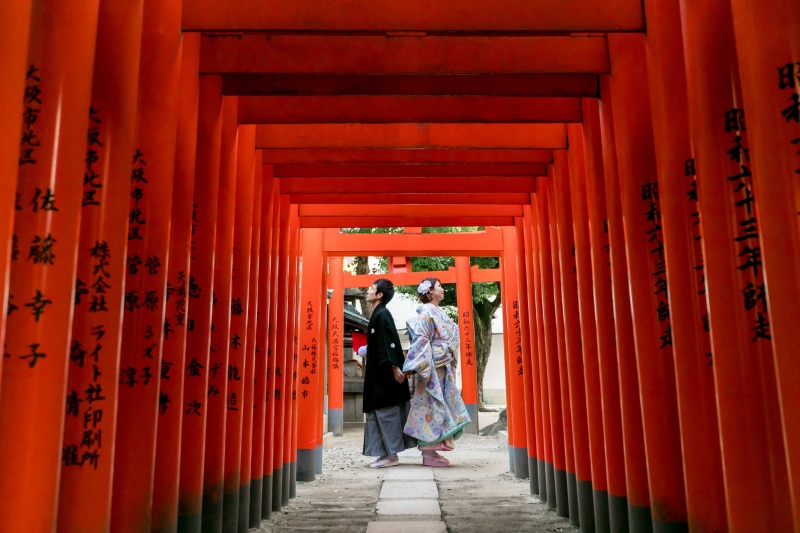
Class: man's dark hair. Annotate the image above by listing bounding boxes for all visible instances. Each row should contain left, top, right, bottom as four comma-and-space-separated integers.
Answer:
374, 278, 395, 304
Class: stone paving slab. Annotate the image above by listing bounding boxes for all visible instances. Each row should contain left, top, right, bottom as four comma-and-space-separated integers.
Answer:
383, 467, 434, 480
376, 499, 441, 520
379, 480, 438, 499
366, 520, 447, 533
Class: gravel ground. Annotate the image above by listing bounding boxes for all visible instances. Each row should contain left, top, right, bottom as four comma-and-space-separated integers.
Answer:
257, 410, 579, 533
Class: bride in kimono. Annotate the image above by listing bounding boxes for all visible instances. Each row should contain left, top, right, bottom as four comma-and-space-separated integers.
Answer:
403, 277, 471, 467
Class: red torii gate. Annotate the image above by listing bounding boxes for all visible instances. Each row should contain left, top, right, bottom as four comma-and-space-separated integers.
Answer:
294, 229, 513, 483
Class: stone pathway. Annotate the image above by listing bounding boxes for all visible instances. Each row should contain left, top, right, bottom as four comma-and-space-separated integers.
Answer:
367, 460, 446, 533
257, 423, 577, 533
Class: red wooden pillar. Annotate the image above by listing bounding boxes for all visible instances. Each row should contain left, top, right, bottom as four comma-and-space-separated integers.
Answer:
57, 2, 142, 531
110, 2, 182, 530
680, 1, 793, 529
502, 226, 529, 480
151, 30, 200, 533
598, 75, 652, 532
643, 1, 727, 530
297, 228, 325, 481
729, 2, 800, 526
0, 2, 99, 529
455, 256, 479, 434
327, 256, 345, 436
0, 0, 32, 370
270, 195, 291, 512
201, 95, 239, 532
500, 279, 517, 474
527, 199, 553, 503
582, 98, 627, 533
221, 124, 256, 531
545, 172, 577, 521
312, 262, 328, 474
533, 177, 569, 515
258, 174, 280, 520
250, 165, 275, 524
607, 33, 689, 531
566, 122, 612, 533
553, 150, 595, 530
240, 152, 264, 531
177, 74, 223, 533
522, 205, 546, 498
285, 205, 302, 500
513, 218, 539, 493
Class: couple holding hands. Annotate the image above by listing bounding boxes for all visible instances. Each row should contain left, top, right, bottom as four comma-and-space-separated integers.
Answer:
361, 277, 471, 468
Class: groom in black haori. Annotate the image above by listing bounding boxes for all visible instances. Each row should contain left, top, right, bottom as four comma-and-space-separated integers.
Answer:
361, 278, 416, 468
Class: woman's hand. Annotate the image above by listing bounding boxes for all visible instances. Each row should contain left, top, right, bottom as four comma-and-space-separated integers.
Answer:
392, 365, 405, 383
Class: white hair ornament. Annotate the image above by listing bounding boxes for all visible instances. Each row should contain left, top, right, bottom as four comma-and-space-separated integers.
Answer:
417, 280, 432, 294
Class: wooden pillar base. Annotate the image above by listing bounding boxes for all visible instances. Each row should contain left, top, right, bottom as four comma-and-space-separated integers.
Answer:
514, 447, 529, 480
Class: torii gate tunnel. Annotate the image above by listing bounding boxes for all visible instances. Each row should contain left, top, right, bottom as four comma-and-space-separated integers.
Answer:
0, 1, 798, 532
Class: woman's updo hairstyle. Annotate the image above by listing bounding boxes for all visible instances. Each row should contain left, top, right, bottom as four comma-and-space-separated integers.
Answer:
416, 277, 440, 304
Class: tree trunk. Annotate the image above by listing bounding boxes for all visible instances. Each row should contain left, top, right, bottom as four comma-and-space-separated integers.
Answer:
472, 290, 502, 407
355, 256, 371, 320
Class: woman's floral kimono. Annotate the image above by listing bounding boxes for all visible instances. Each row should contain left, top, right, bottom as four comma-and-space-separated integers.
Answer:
402, 303, 471, 446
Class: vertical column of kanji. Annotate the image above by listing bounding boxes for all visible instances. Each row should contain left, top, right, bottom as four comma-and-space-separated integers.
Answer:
0, 1, 32, 367
220, 124, 256, 531
582, 98, 626, 532
532, 178, 567, 513
57, 1, 143, 531
522, 205, 546, 498
679, 1, 793, 529
511, 220, 538, 492
527, 198, 552, 503
327, 256, 345, 437
0, 1, 99, 530
110, 1, 182, 530
286, 206, 302, 499
149, 30, 200, 533
254, 171, 277, 523
729, 1, 800, 526
500, 233, 525, 477
545, 172, 576, 521
552, 151, 594, 531
607, 34, 689, 532
566, 123, 611, 533
500, 240, 527, 476
240, 151, 264, 532
598, 75, 652, 532
315, 260, 329, 474
270, 195, 291, 512
202, 95, 239, 532
176, 74, 223, 533
454, 257, 479, 434
643, 2, 727, 530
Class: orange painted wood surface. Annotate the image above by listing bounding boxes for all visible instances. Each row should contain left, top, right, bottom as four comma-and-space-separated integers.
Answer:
256, 124, 567, 150
260, 148, 554, 164
184, 0, 643, 31
57, 1, 142, 531
0, 2, 100, 528
224, 74, 598, 97
680, 0, 793, 529
177, 74, 223, 531
729, 2, 800, 525
238, 96, 581, 124
274, 163, 547, 178
0, 0, 31, 376
151, 30, 200, 533
598, 74, 651, 515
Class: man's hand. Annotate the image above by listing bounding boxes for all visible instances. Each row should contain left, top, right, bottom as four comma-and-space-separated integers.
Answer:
392, 365, 405, 383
